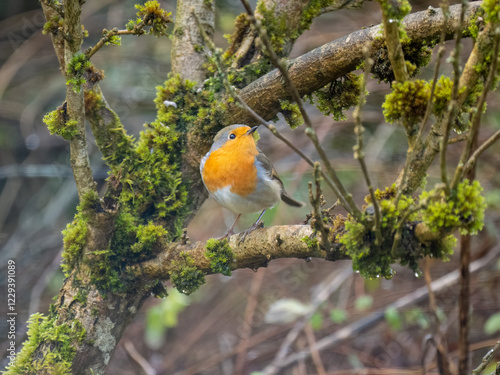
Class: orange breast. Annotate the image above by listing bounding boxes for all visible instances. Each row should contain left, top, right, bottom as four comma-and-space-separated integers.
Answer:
202, 136, 259, 197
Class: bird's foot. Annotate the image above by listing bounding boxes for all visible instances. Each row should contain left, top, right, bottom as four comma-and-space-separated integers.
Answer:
218, 228, 236, 240
238, 221, 265, 243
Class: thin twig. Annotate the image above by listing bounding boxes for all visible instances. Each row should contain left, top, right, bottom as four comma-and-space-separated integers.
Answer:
263, 267, 352, 375
124, 341, 157, 375
440, 0, 467, 192
240, 0, 362, 221
394, 7, 448, 205
472, 341, 500, 375
234, 270, 265, 374
304, 324, 327, 375
353, 46, 382, 245
451, 30, 500, 189
86, 27, 145, 59
463, 129, 500, 176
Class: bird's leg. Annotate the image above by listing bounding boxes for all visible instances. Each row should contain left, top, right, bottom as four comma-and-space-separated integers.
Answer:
239, 209, 267, 242
220, 213, 242, 239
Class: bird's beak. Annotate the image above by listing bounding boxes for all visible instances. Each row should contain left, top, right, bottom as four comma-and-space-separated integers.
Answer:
246, 126, 259, 135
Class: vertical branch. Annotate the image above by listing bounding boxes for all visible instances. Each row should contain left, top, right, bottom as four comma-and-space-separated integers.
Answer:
63, 0, 96, 200
352, 47, 382, 245
171, 0, 215, 85
451, 29, 500, 190
439, 0, 467, 192
377, 0, 410, 83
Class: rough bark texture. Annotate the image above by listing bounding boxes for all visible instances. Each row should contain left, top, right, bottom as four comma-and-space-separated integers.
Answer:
171, 0, 215, 85
223, 2, 482, 125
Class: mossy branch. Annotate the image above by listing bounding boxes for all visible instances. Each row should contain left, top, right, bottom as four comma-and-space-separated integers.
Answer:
223, 2, 482, 125
63, 0, 97, 201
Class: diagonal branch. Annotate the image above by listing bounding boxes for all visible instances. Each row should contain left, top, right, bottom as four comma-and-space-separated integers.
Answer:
223, 2, 482, 125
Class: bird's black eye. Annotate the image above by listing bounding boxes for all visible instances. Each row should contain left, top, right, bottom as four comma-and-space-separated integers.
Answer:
229, 133, 236, 139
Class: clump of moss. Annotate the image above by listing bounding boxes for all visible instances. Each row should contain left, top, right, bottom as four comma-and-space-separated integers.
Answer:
422, 180, 486, 235
169, 252, 206, 295
42, 14, 63, 35
483, 0, 500, 24
306, 74, 363, 121
127, 0, 172, 37
88, 209, 168, 293
279, 100, 303, 129
301, 235, 320, 250
340, 186, 459, 279
205, 238, 234, 276
5, 313, 85, 375
255, 1, 288, 54
61, 212, 88, 277
43, 107, 78, 141
383, 79, 430, 125
371, 39, 435, 83
66, 52, 91, 92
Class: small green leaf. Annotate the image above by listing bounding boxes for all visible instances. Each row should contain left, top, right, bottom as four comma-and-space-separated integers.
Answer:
330, 309, 347, 324
484, 312, 500, 335
354, 295, 373, 311
385, 306, 402, 331
310, 313, 323, 331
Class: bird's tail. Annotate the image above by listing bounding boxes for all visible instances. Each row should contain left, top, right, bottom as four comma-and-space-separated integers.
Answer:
281, 191, 305, 207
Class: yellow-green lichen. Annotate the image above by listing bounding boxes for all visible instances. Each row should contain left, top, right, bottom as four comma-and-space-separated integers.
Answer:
383, 79, 430, 125
205, 238, 234, 276
127, 0, 172, 37
422, 179, 486, 235
340, 188, 456, 279
4, 313, 85, 375
301, 235, 320, 250
43, 109, 78, 140
169, 252, 206, 295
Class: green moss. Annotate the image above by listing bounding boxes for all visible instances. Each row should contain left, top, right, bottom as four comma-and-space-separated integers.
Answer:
371, 39, 435, 83
5, 313, 85, 375
340, 189, 457, 279
131, 222, 167, 253
483, 0, 500, 24
43, 109, 78, 140
42, 14, 63, 35
422, 180, 486, 235
205, 238, 234, 276
306, 74, 363, 121
432, 76, 453, 117
301, 236, 320, 250
134, 0, 172, 37
88, 209, 168, 294
66, 52, 91, 93
383, 79, 430, 125
169, 252, 206, 295
61, 212, 88, 277
256, 0, 288, 53
279, 100, 303, 129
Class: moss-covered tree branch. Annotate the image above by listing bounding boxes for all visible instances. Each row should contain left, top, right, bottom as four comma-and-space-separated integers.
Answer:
223, 2, 482, 125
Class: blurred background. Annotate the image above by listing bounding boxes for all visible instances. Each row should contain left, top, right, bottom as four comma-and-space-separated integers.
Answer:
1, 0, 500, 374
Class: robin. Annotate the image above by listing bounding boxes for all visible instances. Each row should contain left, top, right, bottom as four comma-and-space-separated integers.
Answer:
200, 124, 304, 239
